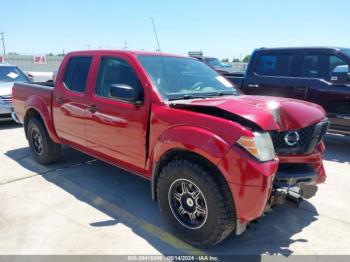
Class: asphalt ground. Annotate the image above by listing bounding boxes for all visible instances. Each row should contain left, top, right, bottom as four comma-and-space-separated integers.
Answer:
0, 121, 349, 257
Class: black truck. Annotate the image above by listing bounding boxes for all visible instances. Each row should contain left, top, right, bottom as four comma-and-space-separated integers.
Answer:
226, 47, 350, 135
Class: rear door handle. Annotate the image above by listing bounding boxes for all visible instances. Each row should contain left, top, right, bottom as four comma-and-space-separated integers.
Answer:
248, 84, 260, 88
88, 104, 98, 113
55, 97, 64, 104
294, 87, 308, 92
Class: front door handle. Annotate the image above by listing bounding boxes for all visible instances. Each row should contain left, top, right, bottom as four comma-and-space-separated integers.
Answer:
88, 104, 98, 113
248, 84, 260, 88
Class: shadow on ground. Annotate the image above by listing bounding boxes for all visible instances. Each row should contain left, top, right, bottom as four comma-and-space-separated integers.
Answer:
0, 121, 22, 130
5, 146, 320, 258
323, 134, 350, 163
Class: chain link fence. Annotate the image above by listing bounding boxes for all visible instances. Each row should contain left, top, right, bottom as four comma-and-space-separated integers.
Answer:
3, 55, 63, 72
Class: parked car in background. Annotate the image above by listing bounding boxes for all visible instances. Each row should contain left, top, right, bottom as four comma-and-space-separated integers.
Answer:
0, 63, 30, 121
227, 47, 350, 135
188, 51, 237, 74
13, 50, 329, 246
26, 71, 54, 83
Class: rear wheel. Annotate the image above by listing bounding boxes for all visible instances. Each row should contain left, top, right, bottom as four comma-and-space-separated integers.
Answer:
27, 118, 61, 165
157, 159, 236, 246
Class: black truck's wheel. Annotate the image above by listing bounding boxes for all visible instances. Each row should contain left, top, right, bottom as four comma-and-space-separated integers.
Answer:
157, 159, 236, 246
27, 118, 61, 165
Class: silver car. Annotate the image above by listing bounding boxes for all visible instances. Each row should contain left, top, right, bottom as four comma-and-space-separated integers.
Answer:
0, 64, 30, 121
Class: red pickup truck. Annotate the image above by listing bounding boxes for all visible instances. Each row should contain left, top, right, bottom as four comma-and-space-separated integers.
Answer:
12, 50, 329, 246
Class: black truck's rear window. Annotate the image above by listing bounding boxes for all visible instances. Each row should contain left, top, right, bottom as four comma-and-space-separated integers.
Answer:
64, 57, 92, 93
255, 53, 293, 77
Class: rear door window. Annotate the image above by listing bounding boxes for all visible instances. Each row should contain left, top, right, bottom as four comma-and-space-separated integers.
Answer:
64, 56, 92, 93
255, 53, 293, 77
302, 53, 349, 81
302, 53, 329, 80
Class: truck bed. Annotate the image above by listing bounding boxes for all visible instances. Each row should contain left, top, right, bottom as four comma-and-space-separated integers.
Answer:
225, 74, 244, 88
12, 82, 54, 124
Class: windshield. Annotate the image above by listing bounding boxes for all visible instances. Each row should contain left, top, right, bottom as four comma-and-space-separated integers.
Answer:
0, 66, 29, 83
137, 56, 238, 100
205, 58, 224, 68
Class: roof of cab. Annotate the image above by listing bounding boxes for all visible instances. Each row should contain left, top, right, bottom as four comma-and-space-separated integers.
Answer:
257, 46, 345, 51
66, 50, 189, 58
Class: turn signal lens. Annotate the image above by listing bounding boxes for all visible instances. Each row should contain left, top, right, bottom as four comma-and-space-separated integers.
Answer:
237, 132, 275, 162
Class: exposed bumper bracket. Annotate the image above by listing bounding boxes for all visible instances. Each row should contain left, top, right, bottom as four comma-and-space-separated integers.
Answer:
235, 219, 248, 235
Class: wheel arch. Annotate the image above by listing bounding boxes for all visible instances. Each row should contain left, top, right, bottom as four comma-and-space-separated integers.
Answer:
23, 105, 60, 144
149, 125, 234, 202
151, 148, 234, 205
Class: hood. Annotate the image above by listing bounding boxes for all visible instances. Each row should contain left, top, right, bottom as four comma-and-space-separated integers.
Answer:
170, 95, 326, 131
0, 82, 14, 96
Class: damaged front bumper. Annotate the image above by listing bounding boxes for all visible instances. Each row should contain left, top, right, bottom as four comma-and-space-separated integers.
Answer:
267, 147, 325, 209
229, 145, 327, 236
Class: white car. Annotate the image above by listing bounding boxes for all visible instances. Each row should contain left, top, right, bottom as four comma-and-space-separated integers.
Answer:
26, 71, 54, 82
0, 64, 30, 121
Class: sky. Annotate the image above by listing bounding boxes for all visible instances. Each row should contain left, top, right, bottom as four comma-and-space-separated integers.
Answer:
1, 0, 350, 60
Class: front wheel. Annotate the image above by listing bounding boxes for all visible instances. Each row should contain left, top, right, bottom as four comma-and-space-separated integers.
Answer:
157, 159, 236, 246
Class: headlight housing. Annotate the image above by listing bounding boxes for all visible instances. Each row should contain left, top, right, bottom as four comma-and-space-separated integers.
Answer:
237, 132, 275, 162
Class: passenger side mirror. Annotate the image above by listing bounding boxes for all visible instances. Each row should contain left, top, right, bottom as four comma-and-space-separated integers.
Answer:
331, 65, 349, 85
109, 84, 141, 104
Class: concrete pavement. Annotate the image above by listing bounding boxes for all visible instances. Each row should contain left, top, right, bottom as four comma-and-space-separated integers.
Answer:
0, 121, 349, 256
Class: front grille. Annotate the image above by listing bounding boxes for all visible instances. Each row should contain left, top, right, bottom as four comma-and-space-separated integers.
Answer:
0, 95, 12, 104
270, 121, 330, 156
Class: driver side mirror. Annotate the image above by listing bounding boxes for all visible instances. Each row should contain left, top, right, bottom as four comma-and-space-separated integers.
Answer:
331, 65, 349, 85
109, 84, 142, 104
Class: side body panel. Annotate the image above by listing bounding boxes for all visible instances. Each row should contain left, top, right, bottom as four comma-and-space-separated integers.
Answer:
12, 83, 60, 143
52, 55, 92, 147
84, 52, 152, 172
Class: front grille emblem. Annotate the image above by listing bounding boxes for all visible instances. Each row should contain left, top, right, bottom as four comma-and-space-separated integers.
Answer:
284, 131, 300, 146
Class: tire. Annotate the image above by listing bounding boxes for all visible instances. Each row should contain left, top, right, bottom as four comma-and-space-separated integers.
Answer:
157, 159, 236, 246
27, 118, 61, 165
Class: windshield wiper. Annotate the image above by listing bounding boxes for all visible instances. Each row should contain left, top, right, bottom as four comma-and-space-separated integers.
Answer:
168, 94, 209, 101
168, 91, 238, 101
205, 91, 238, 97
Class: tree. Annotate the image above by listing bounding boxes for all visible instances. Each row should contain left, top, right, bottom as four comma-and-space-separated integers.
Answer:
243, 55, 251, 63
221, 58, 229, 62
232, 58, 240, 62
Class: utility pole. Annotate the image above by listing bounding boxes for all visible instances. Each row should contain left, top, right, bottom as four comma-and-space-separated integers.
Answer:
123, 42, 128, 50
1, 31, 5, 57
